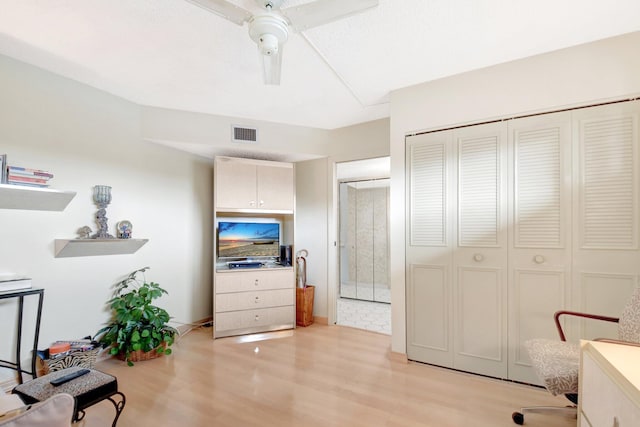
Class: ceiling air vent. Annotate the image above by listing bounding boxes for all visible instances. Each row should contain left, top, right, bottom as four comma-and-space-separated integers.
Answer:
231, 125, 258, 144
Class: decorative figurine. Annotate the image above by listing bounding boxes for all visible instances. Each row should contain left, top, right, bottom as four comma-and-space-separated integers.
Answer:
117, 220, 133, 239
77, 226, 92, 239
91, 185, 115, 239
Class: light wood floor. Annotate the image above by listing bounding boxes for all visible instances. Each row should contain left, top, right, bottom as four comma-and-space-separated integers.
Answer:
80, 325, 576, 427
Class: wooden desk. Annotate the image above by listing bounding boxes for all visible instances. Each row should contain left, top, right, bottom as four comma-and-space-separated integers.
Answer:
0, 288, 44, 383
579, 340, 640, 426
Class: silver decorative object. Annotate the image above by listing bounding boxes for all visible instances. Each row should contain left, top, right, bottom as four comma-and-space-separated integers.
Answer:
77, 226, 92, 239
91, 185, 115, 239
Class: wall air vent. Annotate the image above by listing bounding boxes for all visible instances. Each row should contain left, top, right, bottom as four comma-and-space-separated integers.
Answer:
231, 125, 258, 144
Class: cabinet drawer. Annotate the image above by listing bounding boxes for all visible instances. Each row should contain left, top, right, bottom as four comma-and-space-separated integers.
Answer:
581, 351, 640, 426
216, 289, 293, 312
216, 269, 293, 293
215, 306, 294, 333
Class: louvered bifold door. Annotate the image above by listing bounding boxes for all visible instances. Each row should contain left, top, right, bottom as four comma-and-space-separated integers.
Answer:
507, 112, 572, 384
406, 131, 454, 367
571, 101, 640, 341
452, 122, 508, 378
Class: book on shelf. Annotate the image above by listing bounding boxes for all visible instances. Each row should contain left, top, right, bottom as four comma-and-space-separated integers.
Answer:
8, 166, 54, 179
0, 276, 32, 292
7, 174, 50, 184
6, 181, 49, 188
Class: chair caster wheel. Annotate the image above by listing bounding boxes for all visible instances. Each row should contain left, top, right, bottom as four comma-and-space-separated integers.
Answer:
512, 411, 524, 425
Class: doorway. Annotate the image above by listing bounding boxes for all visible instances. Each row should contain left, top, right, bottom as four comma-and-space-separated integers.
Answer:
335, 158, 390, 335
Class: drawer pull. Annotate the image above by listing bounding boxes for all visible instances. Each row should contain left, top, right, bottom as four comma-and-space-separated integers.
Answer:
259, 200, 264, 206
249, 200, 255, 206
534, 255, 545, 264
473, 253, 484, 262
255, 296, 260, 303
254, 315, 259, 322
254, 279, 259, 286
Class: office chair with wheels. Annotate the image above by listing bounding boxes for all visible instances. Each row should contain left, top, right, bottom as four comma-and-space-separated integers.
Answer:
512, 286, 640, 425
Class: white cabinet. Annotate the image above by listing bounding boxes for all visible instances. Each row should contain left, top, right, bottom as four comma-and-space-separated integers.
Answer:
215, 156, 294, 212
406, 100, 640, 383
214, 268, 295, 337
579, 341, 640, 427
213, 156, 296, 339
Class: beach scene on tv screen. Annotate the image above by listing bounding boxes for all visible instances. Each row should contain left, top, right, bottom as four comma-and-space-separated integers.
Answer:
218, 222, 279, 258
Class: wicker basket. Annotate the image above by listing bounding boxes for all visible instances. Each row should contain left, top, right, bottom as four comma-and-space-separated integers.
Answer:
296, 285, 315, 327
115, 341, 167, 362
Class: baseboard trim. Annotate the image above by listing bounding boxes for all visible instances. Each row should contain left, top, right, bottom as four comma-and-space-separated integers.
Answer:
175, 316, 213, 335
389, 350, 408, 363
313, 316, 329, 325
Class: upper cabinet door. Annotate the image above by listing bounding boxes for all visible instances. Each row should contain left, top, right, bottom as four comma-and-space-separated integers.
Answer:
215, 157, 295, 212
215, 159, 257, 210
257, 164, 294, 212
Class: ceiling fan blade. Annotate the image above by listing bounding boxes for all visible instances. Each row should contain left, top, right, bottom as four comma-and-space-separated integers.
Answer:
184, 0, 252, 25
282, 0, 378, 32
260, 46, 283, 85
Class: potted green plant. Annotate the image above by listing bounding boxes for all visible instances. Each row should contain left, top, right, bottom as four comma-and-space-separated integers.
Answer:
95, 267, 178, 366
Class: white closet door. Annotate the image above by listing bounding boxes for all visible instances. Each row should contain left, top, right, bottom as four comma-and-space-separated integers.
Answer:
453, 122, 508, 378
507, 112, 572, 384
572, 101, 640, 341
406, 131, 454, 367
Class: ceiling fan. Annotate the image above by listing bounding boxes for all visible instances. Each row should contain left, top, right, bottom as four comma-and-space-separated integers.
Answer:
184, 0, 379, 85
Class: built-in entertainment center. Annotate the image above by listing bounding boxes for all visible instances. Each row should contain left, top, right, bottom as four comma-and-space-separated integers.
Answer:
212, 156, 295, 338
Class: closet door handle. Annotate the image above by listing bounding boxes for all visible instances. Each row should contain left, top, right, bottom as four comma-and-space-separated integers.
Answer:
249, 200, 256, 206
534, 255, 545, 264
259, 200, 265, 206
473, 253, 484, 262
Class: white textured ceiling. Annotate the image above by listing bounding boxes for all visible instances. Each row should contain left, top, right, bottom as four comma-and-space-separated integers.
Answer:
1, 0, 640, 132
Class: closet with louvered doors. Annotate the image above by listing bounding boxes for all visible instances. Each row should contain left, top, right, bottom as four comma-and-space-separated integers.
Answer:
507, 111, 572, 384
570, 101, 640, 343
406, 130, 455, 368
452, 122, 509, 378
406, 99, 640, 382
405, 122, 510, 378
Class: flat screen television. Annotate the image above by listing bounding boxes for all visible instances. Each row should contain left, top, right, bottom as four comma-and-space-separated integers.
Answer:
217, 220, 280, 260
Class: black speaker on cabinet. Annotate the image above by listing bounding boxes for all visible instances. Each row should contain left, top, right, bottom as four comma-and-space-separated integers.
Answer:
279, 245, 292, 266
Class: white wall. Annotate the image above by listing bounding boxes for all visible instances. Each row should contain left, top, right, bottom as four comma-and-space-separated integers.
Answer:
141, 106, 331, 162
295, 158, 329, 317
0, 54, 213, 380
328, 119, 390, 162
293, 119, 390, 323
389, 31, 640, 354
